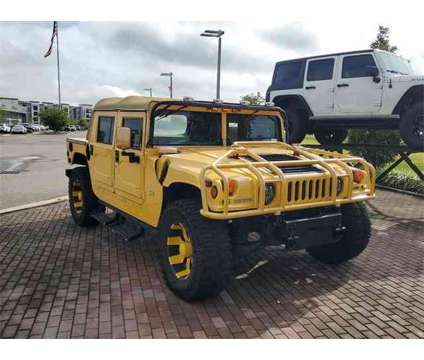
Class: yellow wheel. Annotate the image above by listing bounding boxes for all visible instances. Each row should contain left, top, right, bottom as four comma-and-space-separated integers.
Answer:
159, 198, 232, 301
71, 178, 84, 213
68, 167, 102, 226
166, 223, 193, 279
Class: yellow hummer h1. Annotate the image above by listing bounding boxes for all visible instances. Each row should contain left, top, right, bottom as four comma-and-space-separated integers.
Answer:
66, 96, 376, 300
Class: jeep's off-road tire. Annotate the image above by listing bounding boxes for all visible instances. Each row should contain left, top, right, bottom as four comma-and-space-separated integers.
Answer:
158, 199, 232, 301
314, 128, 348, 146
306, 203, 371, 264
284, 107, 307, 144
400, 102, 424, 150
68, 167, 101, 227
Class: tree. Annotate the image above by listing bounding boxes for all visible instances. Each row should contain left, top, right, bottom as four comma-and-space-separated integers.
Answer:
240, 92, 265, 105
40, 107, 69, 132
77, 118, 88, 129
0, 108, 6, 123
370, 25, 398, 53
348, 25, 401, 168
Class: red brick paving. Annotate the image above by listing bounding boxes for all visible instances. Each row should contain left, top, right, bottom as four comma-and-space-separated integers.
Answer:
0, 189, 423, 338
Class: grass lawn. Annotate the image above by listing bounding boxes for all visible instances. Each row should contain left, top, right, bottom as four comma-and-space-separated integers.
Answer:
300, 134, 424, 178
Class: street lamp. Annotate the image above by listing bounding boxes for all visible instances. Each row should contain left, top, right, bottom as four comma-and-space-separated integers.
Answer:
200, 29, 224, 100
144, 88, 153, 97
160, 72, 173, 98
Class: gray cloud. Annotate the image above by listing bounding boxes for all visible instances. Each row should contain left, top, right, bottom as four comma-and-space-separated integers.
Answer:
104, 22, 273, 73
260, 22, 319, 53
0, 21, 323, 105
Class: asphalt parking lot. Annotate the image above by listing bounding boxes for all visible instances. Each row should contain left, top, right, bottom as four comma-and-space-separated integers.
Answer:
0, 132, 86, 210
0, 189, 423, 339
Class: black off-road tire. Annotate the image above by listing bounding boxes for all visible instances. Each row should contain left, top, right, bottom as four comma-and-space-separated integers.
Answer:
314, 128, 348, 145
400, 101, 424, 150
68, 167, 102, 227
307, 203, 371, 264
158, 199, 232, 301
284, 107, 307, 144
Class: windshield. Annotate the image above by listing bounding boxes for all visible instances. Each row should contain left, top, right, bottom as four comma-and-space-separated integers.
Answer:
152, 110, 222, 146
377, 52, 416, 75
226, 114, 282, 144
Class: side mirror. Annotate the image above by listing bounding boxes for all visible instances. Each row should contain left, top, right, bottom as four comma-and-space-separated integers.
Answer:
366, 66, 381, 83
116, 127, 131, 149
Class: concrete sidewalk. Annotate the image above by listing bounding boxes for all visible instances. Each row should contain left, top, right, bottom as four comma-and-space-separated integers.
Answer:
0, 189, 423, 338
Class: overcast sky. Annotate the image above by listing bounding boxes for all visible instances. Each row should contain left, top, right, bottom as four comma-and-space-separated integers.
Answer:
1, 19, 423, 105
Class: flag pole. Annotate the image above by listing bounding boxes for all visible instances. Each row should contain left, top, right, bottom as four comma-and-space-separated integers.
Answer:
56, 22, 62, 109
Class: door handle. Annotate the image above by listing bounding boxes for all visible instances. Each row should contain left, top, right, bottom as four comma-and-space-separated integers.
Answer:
115, 150, 119, 162
305, 86, 316, 90
122, 150, 140, 163
337, 83, 349, 88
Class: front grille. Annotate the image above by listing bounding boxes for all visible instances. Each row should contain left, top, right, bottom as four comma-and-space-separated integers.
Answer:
242, 154, 323, 174
286, 176, 333, 204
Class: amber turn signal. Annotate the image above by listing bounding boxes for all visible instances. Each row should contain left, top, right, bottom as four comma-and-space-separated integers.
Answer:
228, 179, 237, 196
353, 170, 364, 183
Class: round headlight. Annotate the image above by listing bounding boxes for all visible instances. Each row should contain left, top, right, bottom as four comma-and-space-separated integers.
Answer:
211, 185, 218, 199
265, 183, 275, 205
337, 177, 343, 195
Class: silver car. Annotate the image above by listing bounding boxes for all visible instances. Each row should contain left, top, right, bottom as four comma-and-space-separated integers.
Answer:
11, 124, 27, 134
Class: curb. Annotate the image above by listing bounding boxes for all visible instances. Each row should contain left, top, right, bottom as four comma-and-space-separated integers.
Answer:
0, 196, 68, 215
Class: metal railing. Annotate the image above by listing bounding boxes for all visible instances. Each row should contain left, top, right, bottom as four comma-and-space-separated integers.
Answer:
199, 141, 376, 219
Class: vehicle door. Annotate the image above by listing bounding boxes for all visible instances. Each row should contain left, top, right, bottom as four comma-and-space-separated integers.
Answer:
114, 112, 144, 204
335, 53, 383, 113
89, 112, 116, 189
303, 57, 336, 115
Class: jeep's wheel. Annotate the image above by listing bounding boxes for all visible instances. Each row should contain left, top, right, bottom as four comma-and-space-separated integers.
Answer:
68, 167, 102, 226
158, 199, 232, 301
306, 203, 371, 264
284, 107, 307, 144
400, 102, 424, 150
314, 128, 348, 145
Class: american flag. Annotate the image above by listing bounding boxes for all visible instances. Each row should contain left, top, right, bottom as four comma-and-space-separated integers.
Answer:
44, 21, 58, 58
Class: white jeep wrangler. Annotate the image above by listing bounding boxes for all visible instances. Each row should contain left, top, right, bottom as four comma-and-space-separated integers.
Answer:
266, 49, 424, 150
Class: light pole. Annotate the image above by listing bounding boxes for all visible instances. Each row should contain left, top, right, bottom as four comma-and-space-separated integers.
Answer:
200, 29, 224, 100
160, 72, 173, 98
144, 88, 153, 97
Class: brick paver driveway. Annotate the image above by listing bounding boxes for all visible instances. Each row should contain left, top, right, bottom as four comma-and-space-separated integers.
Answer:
0, 189, 423, 339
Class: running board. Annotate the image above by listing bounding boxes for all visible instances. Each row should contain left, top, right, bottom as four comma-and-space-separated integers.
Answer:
91, 210, 145, 242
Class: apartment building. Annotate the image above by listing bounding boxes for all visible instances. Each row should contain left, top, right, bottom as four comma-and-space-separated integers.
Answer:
0, 96, 92, 124
0, 97, 28, 124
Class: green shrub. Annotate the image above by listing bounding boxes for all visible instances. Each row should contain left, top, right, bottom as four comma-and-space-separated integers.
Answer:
40, 108, 69, 132
348, 129, 402, 168
377, 169, 424, 194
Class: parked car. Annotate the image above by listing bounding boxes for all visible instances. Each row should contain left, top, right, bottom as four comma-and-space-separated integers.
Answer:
20, 123, 33, 133
30, 124, 42, 131
11, 124, 27, 134
0, 124, 11, 133
266, 49, 424, 149
66, 96, 376, 301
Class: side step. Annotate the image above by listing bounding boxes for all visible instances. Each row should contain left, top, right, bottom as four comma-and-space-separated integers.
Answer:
91, 210, 145, 242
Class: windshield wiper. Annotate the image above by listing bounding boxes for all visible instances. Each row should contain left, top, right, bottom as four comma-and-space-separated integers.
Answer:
386, 69, 400, 74
154, 105, 188, 121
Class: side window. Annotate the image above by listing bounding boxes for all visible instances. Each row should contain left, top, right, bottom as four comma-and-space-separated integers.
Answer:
307, 58, 335, 81
97, 116, 114, 144
273, 60, 306, 89
342, 54, 376, 78
122, 117, 143, 148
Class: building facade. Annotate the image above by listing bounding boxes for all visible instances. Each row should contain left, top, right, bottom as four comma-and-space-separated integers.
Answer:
0, 96, 93, 124
0, 97, 28, 124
